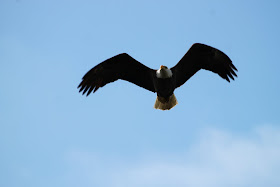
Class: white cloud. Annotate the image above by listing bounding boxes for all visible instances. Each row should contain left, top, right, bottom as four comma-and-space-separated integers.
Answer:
65, 126, 280, 187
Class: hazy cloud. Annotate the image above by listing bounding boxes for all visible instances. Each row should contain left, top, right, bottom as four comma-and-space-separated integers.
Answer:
66, 125, 280, 187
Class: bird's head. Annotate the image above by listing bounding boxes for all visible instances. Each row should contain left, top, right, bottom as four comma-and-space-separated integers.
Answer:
156, 65, 172, 78
160, 65, 168, 70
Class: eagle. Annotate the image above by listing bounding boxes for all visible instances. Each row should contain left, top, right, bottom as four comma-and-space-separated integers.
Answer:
78, 43, 237, 110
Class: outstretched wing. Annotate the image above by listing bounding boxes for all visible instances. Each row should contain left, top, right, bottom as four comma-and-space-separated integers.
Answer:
171, 43, 238, 88
78, 53, 156, 96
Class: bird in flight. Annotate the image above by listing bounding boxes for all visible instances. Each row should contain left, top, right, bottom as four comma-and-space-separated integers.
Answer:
78, 43, 237, 110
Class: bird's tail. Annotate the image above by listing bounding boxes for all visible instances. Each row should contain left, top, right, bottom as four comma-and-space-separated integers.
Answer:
154, 93, 178, 110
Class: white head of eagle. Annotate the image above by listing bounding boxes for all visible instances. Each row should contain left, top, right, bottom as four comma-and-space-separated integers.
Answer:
78, 43, 238, 110
156, 65, 173, 79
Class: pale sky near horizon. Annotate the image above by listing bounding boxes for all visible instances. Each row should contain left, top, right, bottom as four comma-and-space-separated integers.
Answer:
1, 0, 280, 187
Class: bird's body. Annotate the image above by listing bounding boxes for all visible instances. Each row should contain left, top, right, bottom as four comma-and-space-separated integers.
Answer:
154, 66, 177, 110
78, 43, 237, 110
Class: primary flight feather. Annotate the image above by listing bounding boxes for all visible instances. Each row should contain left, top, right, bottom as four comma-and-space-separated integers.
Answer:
78, 43, 238, 110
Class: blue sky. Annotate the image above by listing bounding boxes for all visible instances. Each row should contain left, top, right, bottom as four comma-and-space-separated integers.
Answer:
1, 0, 280, 186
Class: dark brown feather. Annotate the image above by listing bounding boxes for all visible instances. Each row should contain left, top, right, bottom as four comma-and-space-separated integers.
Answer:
78, 53, 156, 96
171, 43, 238, 88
